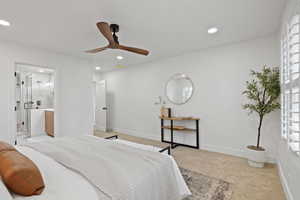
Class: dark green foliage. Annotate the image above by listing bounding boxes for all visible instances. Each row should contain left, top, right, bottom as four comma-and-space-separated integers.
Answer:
242, 66, 280, 148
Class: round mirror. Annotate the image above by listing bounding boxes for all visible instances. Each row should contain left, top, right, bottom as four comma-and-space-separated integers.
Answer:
165, 73, 194, 105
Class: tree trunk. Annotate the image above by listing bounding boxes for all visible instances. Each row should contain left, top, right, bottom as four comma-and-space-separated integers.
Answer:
257, 115, 264, 148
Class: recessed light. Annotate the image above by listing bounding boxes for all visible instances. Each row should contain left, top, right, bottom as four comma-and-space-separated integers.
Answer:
116, 56, 124, 60
39, 69, 45, 73
207, 27, 218, 34
95, 66, 101, 71
0, 20, 10, 27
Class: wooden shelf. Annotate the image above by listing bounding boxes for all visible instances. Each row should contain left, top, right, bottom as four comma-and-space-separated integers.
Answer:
160, 115, 200, 149
162, 126, 196, 132
159, 116, 200, 121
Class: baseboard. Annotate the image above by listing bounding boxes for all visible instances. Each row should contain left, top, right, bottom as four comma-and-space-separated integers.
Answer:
113, 128, 160, 141
95, 126, 107, 132
265, 155, 276, 163
277, 161, 294, 200
196, 144, 276, 163
201, 144, 245, 158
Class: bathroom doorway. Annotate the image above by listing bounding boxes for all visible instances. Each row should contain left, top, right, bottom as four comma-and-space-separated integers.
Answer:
15, 63, 55, 144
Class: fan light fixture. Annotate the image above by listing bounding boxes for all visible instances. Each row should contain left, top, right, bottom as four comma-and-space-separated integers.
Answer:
208, 27, 218, 34
117, 56, 124, 60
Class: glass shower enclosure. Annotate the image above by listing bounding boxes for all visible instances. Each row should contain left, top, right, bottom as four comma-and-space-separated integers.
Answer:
15, 64, 54, 141
15, 72, 33, 138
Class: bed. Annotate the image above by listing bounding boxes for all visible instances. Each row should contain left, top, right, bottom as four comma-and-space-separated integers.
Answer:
26, 135, 54, 143
11, 135, 191, 200
16, 133, 54, 146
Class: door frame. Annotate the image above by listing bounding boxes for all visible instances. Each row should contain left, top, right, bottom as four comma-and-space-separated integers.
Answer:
14, 62, 57, 143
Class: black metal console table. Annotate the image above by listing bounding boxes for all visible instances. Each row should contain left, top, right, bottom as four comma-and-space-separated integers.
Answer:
160, 117, 200, 149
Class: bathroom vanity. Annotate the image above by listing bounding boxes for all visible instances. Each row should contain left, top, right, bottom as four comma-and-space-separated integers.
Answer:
29, 109, 54, 137
45, 110, 54, 137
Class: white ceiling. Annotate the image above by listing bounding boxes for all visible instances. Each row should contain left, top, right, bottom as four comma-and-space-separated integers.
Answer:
0, 0, 286, 71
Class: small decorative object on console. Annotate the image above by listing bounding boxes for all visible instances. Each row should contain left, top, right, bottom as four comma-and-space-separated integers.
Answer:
160, 106, 171, 118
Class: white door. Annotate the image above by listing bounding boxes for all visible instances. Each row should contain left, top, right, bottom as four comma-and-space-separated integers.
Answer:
94, 80, 107, 132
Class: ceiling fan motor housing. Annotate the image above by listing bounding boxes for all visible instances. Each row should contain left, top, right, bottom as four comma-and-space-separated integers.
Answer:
110, 24, 120, 44
110, 24, 119, 33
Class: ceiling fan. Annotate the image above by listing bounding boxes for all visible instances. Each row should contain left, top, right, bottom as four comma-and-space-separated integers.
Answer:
85, 22, 149, 56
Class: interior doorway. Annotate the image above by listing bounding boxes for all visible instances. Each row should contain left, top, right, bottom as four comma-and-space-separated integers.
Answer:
93, 80, 108, 132
15, 63, 55, 144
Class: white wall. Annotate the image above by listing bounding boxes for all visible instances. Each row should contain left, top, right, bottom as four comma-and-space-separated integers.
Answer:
102, 35, 280, 162
277, 1, 300, 200
0, 40, 94, 144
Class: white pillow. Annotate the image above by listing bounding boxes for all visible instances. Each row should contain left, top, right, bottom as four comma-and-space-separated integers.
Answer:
0, 179, 12, 200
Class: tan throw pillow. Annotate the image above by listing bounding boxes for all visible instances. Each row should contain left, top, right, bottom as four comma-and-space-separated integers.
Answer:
0, 143, 45, 196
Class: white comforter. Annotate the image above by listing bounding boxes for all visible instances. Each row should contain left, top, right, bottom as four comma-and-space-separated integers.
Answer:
14, 136, 191, 200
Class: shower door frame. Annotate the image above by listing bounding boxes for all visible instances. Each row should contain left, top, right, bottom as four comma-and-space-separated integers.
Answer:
16, 72, 33, 136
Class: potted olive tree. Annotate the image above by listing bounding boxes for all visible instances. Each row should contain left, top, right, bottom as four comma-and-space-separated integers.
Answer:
242, 66, 280, 168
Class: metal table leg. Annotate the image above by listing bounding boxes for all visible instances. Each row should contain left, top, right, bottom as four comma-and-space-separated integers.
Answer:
171, 120, 174, 148
196, 119, 199, 149
161, 119, 164, 142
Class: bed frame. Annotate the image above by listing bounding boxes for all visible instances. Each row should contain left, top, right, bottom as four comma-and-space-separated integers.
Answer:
105, 135, 171, 155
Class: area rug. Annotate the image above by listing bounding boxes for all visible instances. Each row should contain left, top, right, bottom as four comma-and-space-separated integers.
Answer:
180, 168, 233, 200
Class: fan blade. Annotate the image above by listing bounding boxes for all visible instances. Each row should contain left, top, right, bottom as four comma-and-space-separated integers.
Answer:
118, 45, 149, 56
97, 22, 116, 45
85, 46, 108, 53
